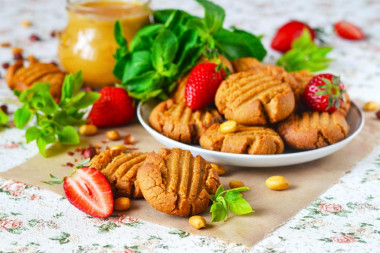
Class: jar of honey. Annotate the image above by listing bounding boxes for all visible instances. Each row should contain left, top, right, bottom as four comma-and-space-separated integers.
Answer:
58, 0, 151, 88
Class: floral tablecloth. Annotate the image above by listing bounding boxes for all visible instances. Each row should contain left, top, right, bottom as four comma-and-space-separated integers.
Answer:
1, 0, 380, 252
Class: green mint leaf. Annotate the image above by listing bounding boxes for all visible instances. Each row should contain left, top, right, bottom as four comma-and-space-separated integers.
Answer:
14, 105, 33, 129
225, 186, 250, 193
25, 126, 41, 143
210, 201, 228, 222
31, 92, 59, 115
13, 90, 21, 97
130, 24, 164, 52
196, 0, 225, 34
276, 29, 332, 72
42, 174, 64, 185
57, 126, 79, 145
60, 71, 83, 104
214, 28, 267, 61
118, 51, 153, 83
214, 185, 225, 198
114, 20, 127, 47
152, 28, 179, 73
72, 92, 100, 109
0, 109, 9, 125
36, 135, 56, 157
224, 191, 253, 215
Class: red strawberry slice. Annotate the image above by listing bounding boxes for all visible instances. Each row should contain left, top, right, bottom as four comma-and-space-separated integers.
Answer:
302, 73, 346, 113
185, 62, 226, 110
334, 21, 365, 40
271, 20, 315, 53
88, 87, 135, 128
63, 167, 113, 218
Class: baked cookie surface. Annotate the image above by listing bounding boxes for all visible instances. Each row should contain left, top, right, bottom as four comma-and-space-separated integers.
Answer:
200, 124, 284, 155
149, 99, 223, 143
136, 148, 220, 217
89, 150, 148, 198
277, 111, 350, 149
215, 71, 295, 125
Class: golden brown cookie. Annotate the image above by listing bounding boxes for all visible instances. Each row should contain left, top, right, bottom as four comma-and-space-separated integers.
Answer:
89, 150, 148, 198
149, 99, 223, 143
5, 59, 65, 99
338, 93, 351, 117
200, 123, 284, 154
215, 71, 295, 125
277, 111, 350, 149
136, 148, 220, 217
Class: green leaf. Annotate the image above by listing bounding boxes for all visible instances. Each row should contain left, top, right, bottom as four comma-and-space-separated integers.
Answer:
42, 174, 64, 185
25, 126, 41, 143
119, 51, 153, 83
196, 0, 225, 34
130, 24, 164, 52
14, 105, 33, 129
152, 28, 179, 73
214, 28, 267, 61
31, 93, 59, 115
276, 29, 332, 72
224, 191, 253, 215
0, 109, 9, 125
214, 185, 225, 198
114, 20, 127, 47
72, 92, 100, 109
36, 135, 56, 157
57, 126, 79, 145
210, 201, 228, 222
123, 71, 164, 101
60, 71, 83, 104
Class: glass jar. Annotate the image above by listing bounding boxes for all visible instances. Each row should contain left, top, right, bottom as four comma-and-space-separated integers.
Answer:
58, 0, 151, 88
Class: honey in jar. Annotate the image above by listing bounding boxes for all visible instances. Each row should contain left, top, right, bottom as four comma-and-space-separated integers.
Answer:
58, 0, 151, 88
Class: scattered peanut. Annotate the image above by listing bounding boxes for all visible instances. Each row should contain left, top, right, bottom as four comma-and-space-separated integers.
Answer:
229, 180, 245, 189
110, 144, 127, 152
79, 124, 98, 136
106, 130, 121, 141
123, 134, 135, 145
11, 47, 23, 54
189, 215, 206, 230
0, 42, 11, 47
265, 175, 290, 191
114, 197, 131, 211
363, 101, 379, 111
21, 20, 32, 27
219, 120, 238, 134
211, 164, 226, 176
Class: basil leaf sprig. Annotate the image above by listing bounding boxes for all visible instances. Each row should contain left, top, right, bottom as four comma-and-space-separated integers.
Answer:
113, 0, 266, 101
210, 185, 254, 222
0, 109, 8, 126
276, 29, 332, 72
14, 71, 100, 157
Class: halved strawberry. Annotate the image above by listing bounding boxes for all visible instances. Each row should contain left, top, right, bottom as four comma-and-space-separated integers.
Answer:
334, 21, 365, 40
44, 166, 114, 218
63, 167, 113, 218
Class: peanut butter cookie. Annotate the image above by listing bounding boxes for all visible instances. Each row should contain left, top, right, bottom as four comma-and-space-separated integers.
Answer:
200, 123, 284, 155
137, 148, 220, 217
149, 99, 223, 143
277, 111, 350, 149
89, 150, 148, 198
215, 71, 295, 125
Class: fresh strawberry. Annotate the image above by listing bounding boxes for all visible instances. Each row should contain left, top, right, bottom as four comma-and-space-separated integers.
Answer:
302, 74, 346, 113
185, 62, 226, 110
271, 21, 316, 53
44, 166, 114, 218
64, 167, 113, 218
88, 87, 135, 128
334, 21, 365, 40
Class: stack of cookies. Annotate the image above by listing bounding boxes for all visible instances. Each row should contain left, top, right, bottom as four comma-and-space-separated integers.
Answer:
149, 57, 351, 154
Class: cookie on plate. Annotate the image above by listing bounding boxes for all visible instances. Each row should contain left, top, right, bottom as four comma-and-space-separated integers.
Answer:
149, 99, 223, 143
277, 111, 350, 149
215, 71, 295, 125
200, 123, 284, 155
89, 150, 148, 198
136, 148, 220, 217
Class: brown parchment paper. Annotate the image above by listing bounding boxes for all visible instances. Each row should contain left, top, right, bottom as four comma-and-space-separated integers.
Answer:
1, 110, 379, 247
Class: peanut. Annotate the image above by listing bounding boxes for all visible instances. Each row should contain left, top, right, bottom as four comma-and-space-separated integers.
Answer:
229, 180, 245, 189
219, 120, 238, 134
363, 101, 379, 111
110, 144, 127, 152
11, 47, 23, 54
114, 197, 131, 211
189, 215, 206, 230
78, 124, 98, 136
21, 20, 32, 27
106, 130, 121, 141
0, 42, 11, 47
211, 164, 226, 176
265, 175, 290, 191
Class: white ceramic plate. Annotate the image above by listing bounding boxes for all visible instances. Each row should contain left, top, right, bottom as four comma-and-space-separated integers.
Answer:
137, 101, 364, 167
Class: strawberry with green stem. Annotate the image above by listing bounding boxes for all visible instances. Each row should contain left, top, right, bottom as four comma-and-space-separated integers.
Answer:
43, 159, 114, 218
302, 74, 346, 113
